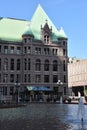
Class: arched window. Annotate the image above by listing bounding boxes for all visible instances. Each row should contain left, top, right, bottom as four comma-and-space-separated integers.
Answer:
44, 60, 49, 71
53, 60, 58, 71
35, 59, 41, 71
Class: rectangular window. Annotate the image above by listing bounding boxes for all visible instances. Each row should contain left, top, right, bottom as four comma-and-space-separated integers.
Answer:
0, 45, 2, 53
10, 59, 14, 70
10, 46, 14, 54
3, 74, 8, 83
63, 60, 66, 71
10, 74, 14, 82
0, 73, 1, 82
44, 75, 49, 83
35, 75, 41, 83
63, 49, 66, 56
27, 46, 31, 54
0, 59, 1, 70
38, 48, 41, 54
10, 86, 14, 95
16, 74, 20, 83
17, 47, 21, 54
24, 74, 27, 82
44, 48, 49, 55
3, 86, 7, 95
17, 59, 21, 70
28, 74, 30, 82
53, 75, 58, 83
4, 46, 8, 54
63, 75, 66, 83
24, 58, 27, 70
24, 47, 27, 54
28, 59, 30, 70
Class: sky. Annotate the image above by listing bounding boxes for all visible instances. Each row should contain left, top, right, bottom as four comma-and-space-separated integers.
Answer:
0, 0, 87, 59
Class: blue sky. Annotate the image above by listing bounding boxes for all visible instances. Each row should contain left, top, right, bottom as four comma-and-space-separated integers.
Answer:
0, 0, 87, 59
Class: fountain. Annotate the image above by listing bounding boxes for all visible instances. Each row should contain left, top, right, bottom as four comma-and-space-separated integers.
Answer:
78, 97, 85, 122
60, 96, 63, 104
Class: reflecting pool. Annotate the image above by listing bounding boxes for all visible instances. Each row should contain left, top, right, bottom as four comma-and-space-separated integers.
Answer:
0, 103, 87, 130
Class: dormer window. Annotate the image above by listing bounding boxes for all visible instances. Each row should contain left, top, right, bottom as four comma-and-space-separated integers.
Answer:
44, 33, 49, 44
41, 21, 52, 44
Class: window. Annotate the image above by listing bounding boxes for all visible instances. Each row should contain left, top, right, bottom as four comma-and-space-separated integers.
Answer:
28, 74, 30, 82
63, 60, 66, 71
3, 86, 7, 95
24, 74, 27, 82
0, 45, 2, 53
63, 75, 66, 83
4, 46, 8, 54
3, 74, 8, 83
44, 33, 49, 44
10, 86, 14, 95
44, 60, 49, 71
28, 59, 31, 70
10, 59, 14, 70
24, 38, 27, 43
53, 60, 58, 71
0, 59, 1, 70
24, 58, 27, 70
10, 74, 14, 82
10, 46, 14, 54
44, 48, 49, 55
44, 75, 49, 83
35, 47, 41, 55
52, 49, 57, 55
38, 48, 41, 54
0, 74, 1, 82
24, 47, 27, 54
53, 75, 58, 83
28, 37, 32, 42
63, 49, 66, 56
17, 47, 21, 54
63, 41, 66, 46
17, 59, 21, 70
27, 46, 31, 54
35, 75, 41, 83
35, 59, 41, 71
3, 58, 8, 70
16, 74, 20, 83
35, 47, 38, 54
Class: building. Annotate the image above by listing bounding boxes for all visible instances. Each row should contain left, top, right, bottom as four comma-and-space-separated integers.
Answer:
0, 5, 68, 102
68, 57, 87, 97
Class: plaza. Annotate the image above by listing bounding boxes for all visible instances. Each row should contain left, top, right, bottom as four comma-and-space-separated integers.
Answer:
0, 103, 87, 130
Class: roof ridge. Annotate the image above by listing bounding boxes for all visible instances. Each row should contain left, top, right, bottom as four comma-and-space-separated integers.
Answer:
7, 17, 26, 21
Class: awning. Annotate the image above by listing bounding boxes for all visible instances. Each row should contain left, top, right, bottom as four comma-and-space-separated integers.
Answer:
27, 86, 53, 91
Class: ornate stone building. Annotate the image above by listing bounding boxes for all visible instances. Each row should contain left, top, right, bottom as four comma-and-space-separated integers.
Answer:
0, 5, 68, 101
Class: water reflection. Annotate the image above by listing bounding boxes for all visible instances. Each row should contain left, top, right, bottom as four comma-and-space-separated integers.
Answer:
0, 103, 87, 130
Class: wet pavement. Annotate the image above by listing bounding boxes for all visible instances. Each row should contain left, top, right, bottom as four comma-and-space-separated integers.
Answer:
0, 103, 87, 130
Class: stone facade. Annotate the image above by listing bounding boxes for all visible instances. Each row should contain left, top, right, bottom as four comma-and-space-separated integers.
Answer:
0, 5, 68, 101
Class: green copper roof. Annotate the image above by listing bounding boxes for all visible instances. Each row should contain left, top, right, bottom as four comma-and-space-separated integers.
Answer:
22, 24, 34, 37
0, 18, 27, 42
0, 5, 67, 42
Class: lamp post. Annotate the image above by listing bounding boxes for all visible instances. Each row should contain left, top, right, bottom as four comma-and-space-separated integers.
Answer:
15, 81, 20, 104
57, 80, 63, 102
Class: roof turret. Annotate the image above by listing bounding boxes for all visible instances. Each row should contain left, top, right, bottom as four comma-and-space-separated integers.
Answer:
22, 23, 34, 37
58, 27, 67, 39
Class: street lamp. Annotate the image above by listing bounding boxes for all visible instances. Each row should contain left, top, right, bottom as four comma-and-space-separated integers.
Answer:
57, 80, 63, 102
15, 81, 20, 104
